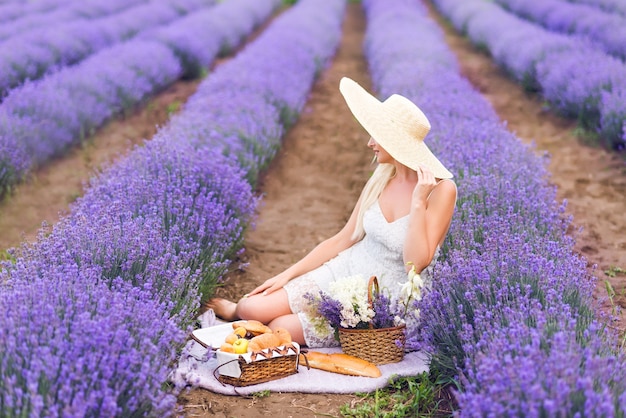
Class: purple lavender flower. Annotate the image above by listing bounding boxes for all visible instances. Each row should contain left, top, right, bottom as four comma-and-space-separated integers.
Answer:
0, 263, 183, 417
495, 0, 626, 60
0, 0, 283, 198
569, 0, 626, 16
363, 0, 626, 414
0, 0, 346, 415
310, 291, 344, 331
371, 291, 396, 329
432, 0, 626, 149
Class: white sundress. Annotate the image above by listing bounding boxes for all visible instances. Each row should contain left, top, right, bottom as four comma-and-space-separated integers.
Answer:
283, 199, 439, 347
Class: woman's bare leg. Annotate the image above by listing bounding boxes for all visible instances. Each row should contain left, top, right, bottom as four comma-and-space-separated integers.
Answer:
235, 289, 292, 323
206, 289, 293, 323
204, 298, 239, 321
207, 291, 306, 345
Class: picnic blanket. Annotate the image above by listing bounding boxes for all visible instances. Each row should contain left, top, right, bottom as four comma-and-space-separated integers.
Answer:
170, 311, 430, 396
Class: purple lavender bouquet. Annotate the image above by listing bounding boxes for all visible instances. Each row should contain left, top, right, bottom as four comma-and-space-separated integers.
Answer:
306, 274, 408, 334
306, 274, 415, 364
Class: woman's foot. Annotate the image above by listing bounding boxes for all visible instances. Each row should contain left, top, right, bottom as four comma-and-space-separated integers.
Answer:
204, 298, 239, 322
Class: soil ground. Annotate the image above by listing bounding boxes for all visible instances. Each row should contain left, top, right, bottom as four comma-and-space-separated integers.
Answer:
1, 2, 624, 417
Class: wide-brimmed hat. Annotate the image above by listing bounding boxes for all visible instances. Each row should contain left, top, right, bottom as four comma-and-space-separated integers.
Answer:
339, 77, 453, 179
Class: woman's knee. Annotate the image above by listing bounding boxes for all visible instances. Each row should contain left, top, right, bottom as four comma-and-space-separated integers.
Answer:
234, 290, 291, 323
234, 296, 257, 320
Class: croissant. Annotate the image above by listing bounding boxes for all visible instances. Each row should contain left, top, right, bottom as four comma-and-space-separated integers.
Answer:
248, 332, 281, 351
300, 351, 382, 378
272, 327, 292, 345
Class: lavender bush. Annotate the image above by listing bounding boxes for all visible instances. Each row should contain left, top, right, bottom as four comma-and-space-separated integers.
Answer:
362, 0, 626, 414
567, 0, 626, 16
0, 261, 183, 416
164, 0, 346, 183
138, 0, 281, 78
0, 0, 279, 199
0, 0, 346, 414
432, 0, 626, 151
0, 0, 148, 42
0, 0, 74, 25
0, 0, 216, 98
0, 39, 183, 165
495, 0, 626, 61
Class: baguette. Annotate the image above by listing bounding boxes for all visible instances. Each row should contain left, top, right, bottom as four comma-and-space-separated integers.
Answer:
300, 351, 382, 378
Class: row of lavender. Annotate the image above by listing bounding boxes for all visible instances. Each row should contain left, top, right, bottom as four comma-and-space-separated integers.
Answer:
431, 0, 626, 152
0, 0, 345, 415
0, 0, 276, 199
568, 0, 626, 16
0, 0, 73, 23
494, 0, 626, 61
0, 0, 217, 99
363, 0, 625, 415
0, 0, 149, 40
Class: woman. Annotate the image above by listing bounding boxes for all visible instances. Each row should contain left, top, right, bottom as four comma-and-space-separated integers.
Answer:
208, 77, 457, 347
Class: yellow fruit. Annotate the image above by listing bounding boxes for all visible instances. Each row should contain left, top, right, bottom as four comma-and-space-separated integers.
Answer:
232, 338, 249, 354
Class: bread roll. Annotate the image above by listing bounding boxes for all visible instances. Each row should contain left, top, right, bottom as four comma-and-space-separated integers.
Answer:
248, 332, 281, 351
232, 320, 272, 336
273, 327, 292, 345
219, 342, 235, 353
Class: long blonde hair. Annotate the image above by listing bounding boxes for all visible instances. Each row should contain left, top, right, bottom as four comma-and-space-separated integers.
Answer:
352, 163, 396, 241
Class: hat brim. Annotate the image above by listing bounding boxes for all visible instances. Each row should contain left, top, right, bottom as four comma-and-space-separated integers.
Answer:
339, 77, 453, 179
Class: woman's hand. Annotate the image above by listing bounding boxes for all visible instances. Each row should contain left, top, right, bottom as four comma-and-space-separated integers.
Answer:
412, 165, 438, 208
246, 273, 292, 297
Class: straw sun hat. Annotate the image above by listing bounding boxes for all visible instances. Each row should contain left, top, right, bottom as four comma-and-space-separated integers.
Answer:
339, 77, 453, 179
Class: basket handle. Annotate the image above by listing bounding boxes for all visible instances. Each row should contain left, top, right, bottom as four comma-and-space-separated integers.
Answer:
367, 276, 379, 330
212, 357, 242, 387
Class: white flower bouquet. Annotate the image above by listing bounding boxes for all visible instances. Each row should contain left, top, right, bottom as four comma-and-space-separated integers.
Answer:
306, 273, 416, 365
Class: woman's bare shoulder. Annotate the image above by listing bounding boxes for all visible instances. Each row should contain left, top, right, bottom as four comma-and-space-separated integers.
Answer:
435, 178, 457, 195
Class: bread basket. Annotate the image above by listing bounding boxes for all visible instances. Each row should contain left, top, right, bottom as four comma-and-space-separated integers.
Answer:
214, 343, 300, 387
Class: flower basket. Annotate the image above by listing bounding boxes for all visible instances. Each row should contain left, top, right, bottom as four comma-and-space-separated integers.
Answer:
338, 276, 406, 365
213, 344, 301, 387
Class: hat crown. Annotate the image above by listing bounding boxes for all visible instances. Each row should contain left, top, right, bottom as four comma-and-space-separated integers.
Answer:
339, 76, 452, 178
383, 94, 431, 142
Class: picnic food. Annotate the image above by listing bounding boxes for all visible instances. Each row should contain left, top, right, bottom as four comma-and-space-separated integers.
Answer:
248, 332, 281, 351
232, 338, 249, 354
231, 320, 272, 336
233, 327, 248, 338
273, 327, 293, 345
224, 326, 249, 344
219, 323, 293, 354
300, 351, 382, 378
219, 342, 235, 353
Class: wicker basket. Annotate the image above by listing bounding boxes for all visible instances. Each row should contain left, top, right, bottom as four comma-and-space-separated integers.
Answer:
214, 344, 300, 387
338, 276, 406, 365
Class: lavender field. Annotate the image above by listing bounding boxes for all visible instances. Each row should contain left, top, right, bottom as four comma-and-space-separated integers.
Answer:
1, 0, 625, 416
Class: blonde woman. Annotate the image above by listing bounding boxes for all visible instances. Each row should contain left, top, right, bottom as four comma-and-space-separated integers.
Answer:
208, 77, 457, 347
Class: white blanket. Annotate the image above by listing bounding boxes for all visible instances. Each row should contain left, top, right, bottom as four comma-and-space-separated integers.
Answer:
171, 312, 430, 396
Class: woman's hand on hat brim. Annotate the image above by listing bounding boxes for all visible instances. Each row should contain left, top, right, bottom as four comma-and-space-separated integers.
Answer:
412, 165, 438, 208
